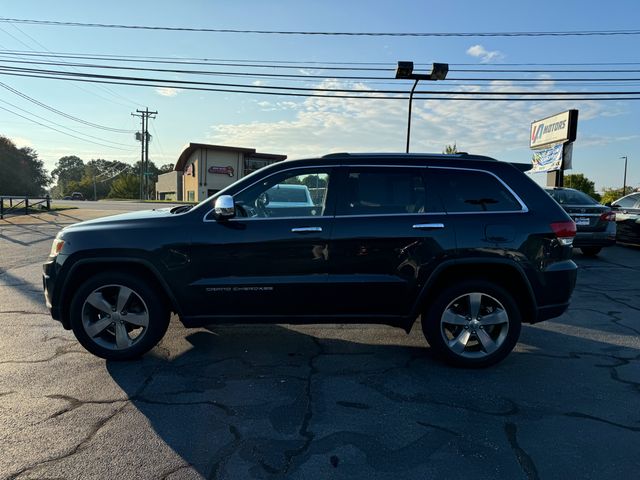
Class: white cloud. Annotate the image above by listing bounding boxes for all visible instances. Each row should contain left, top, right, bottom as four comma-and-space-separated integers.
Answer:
207, 80, 622, 162
466, 44, 505, 63
9, 136, 33, 148
155, 87, 179, 97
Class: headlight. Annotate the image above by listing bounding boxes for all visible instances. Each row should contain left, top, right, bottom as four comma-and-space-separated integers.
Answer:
50, 234, 65, 257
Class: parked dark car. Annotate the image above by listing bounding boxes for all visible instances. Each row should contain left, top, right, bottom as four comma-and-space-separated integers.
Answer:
610, 192, 640, 246
68, 192, 85, 201
44, 153, 577, 367
544, 187, 616, 256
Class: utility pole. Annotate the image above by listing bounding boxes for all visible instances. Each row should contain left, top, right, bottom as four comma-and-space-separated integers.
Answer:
621, 156, 628, 196
131, 108, 157, 200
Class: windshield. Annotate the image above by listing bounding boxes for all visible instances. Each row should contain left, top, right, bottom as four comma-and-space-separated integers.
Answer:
546, 189, 598, 205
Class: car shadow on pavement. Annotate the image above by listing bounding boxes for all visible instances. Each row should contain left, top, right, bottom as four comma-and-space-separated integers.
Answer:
105, 319, 640, 479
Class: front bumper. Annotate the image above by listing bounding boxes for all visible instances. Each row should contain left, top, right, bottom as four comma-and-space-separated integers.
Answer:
43, 258, 63, 323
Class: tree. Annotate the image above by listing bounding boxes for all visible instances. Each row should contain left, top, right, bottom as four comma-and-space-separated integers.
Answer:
0, 136, 49, 195
159, 163, 175, 174
600, 187, 626, 205
108, 173, 140, 199
51, 155, 84, 198
564, 173, 601, 201
443, 143, 458, 154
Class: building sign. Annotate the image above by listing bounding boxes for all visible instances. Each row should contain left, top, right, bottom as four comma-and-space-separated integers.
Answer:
208, 165, 235, 177
530, 110, 578, 149
530, 143, 564, 173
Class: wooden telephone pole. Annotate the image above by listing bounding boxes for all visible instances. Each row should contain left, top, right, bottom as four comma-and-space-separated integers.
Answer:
131, 108, 157, 200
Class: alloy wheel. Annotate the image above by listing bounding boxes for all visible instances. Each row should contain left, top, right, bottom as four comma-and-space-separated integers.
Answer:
440, 292, 510, 359
81, 284, 150, 351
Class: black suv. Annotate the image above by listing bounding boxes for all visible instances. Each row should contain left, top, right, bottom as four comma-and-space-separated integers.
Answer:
43, 153, 577, 367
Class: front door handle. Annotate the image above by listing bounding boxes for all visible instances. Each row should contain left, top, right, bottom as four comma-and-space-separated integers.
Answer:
291, 226, 323, 233
412, 223, 445, 230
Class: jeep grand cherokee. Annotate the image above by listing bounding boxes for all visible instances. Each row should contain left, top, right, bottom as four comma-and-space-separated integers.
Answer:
43, 153, 577, 367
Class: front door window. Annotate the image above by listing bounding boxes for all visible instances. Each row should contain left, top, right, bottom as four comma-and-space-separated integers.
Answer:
234, 170, 330, 218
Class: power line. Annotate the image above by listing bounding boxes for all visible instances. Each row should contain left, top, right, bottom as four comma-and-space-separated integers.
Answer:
2, 57, 640, 83
4, 50, 640, 75
0, 102, 136, 149
0, 49, 640, 71
1, 18, 639, 37
0, 96, 133, 147
1, 64, 639, 96
7, 22, 142, 108
0, 81, 134, 133
0, 25, 136, 109
1, 69, 639, 101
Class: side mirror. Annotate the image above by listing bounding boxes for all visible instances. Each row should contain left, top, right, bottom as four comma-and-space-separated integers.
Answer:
214, 195, 235, 220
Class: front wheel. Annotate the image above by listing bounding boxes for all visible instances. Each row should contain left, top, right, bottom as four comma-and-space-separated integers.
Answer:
422, 280, 521, 368
70, 271, 170, 360
580, 247, 602, 256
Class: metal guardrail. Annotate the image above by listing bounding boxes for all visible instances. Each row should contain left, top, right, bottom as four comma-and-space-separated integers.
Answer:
0, 195, 51, 219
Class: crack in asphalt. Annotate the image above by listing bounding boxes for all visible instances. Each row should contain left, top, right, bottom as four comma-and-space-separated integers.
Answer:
0, 311, 48, 315
135, 396, 236, 417
9, 404, 127, 480
581, 287, 640, 313
416, 420, 461, 437
0, 346, 86, 365
505, 422, 540, 480
159, 463, 193, 480
207, 425, 243, 480
564, 412, 640, 432
9, 365, 162, 479
278, 337, 322, 476
360, 375, 520, 417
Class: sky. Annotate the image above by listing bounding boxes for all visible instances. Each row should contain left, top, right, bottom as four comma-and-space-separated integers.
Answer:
0, 0, 638, 192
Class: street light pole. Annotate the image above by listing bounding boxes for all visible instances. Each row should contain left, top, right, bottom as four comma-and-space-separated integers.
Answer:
406, 79, 419, 153
395, 62, 449, 153
621, 156, 628, 196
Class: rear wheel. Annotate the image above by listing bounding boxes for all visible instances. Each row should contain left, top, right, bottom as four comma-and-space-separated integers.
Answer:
70, 271, 170, 360
422, 280, 521, 368
580, 247, 602, 256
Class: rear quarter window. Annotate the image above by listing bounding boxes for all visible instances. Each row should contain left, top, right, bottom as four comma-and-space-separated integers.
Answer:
427, 168, 524, 213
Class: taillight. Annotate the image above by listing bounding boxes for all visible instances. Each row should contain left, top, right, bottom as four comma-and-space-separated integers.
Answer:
599, 211, 616, 222
550, 221, 576, 246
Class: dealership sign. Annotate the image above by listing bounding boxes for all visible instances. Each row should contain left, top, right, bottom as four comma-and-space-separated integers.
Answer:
208, 165, 235, 177
530, 110, 578, 149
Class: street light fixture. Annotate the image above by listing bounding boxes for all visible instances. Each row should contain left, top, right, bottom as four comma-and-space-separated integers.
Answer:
395, 61, 449, 153
621, 156, 628, 196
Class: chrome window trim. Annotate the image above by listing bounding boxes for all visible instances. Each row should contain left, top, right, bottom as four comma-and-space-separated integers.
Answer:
225, 216, 334, 222
335, 212, 446, 218
202, 163, 529, 222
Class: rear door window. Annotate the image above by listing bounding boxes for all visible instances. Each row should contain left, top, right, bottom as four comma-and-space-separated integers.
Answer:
427, 168, 524, 213
336, 168, 435, 216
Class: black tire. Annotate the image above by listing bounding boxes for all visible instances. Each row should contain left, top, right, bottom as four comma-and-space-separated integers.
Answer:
422, 280, 521, 368
580, 247, 602, 256
70, 271, 170, 360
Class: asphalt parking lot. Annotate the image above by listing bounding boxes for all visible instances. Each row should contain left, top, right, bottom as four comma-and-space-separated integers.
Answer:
1, 206, 639, 479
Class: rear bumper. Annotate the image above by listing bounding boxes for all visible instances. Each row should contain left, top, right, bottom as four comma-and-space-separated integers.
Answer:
530, 260, 577, 323
535, 302, 570, 323
573, 231, 616, 248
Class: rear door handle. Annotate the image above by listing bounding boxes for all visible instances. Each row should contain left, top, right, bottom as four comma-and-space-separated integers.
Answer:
291, 226, 323, 233
412, 223, 445, 230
